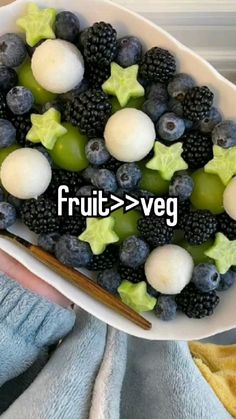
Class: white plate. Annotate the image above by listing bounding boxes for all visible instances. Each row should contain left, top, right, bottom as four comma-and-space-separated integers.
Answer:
1, 0, 236, 340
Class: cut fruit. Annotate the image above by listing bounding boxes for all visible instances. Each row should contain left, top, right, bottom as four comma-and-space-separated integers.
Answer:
112, 208, 141, 242
205, 232, 236, 274
139, 163, 169, 195
118, 280, 157, 312
111, 96, 145, 113
191, 169, 225, 214
79, 217, 119, 255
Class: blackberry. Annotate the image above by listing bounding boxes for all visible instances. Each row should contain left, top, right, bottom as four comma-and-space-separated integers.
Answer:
10, 112, 32, 146
217, 212, 236, 240
183, 86, 214, 121
182, 131, 213, 169
138, 217, 174, 248
100, 156, 122, 172
177, 199, 191, 229
118, 264, 146, 283
83, 22, 117, 68
176, 283, 219, 318
0, 91, 9, 119
63, 89, 112, 137
60, 215, 86, 236
87, 246, 119, 271
21, 197, 60, 234
46, 169, 84, 200
87, 64, 111, 88
139, 47, 176, 84
182, 210, 217, 245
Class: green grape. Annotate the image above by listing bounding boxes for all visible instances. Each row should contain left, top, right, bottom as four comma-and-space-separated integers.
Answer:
18, 60, 57, 105
0, 144, 20, 168
50, 123, 89, 172
112, 208, 141, 243
191, 169, 225, 214
180, 239, 214, 264
139, 164, 169, 195
111, 96, 145, 114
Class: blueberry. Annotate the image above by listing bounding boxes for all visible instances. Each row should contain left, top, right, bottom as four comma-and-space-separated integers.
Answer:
77, 28, 90, 51
76, 185, 95, 197
199, 107, 222, 134
92, 169, 117, 193
169, 174, 194, 201
32, 145, 53, 166
0, 202, 16, 229
192, 263, 220, 292
142, 98, 168, 122
120, 236, 150, 268
147, 283, 160, 298
85, 138, 110, 165
38, 232, 61, 254
146, 82, 168, 102
0, 33, 27, 67
154, 295, 177, 321
0, 188, 4, 202
217, 270, 235, 291
0, 65, 17, 92
82, 166, 99, 183
212, 120, 236, 148
7, 86, 34, 115
26, 40, 44, 57
116, 163, 141, 189
0, 119, 16, 148
157, 112, 185, 141
55, 234, 93, 268
60, 78, 90, 101
55, 11, 80, 43
116, 36, 142, 68
41, 100, 64, 114
167, 73, 195, 101
97, 269, 122, 294
7, 194, 22, 213
168, 97, 183, 116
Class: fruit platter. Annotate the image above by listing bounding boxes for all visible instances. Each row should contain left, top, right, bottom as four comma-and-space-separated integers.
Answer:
0, 0, 236, 340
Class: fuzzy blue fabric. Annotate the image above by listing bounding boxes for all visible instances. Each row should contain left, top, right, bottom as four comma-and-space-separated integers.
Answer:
0, 272, 232, 419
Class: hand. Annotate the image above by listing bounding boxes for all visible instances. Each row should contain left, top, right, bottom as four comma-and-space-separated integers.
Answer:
0, 249, 71, 307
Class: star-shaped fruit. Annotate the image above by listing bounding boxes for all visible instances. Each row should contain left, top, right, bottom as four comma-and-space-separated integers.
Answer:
79, 217, 119, 255
204, 145, 236, 185
204, 233, 236, 274
27, 108, 67, 150
146, 142, 188, 181
102, 62, 144, 107
118, 281, 157, 313
17, 3, 56, 47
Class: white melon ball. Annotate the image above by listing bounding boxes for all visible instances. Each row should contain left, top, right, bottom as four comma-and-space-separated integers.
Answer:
104, 108, 156, 162
145, 245, 194, 295
223, 177, 236, 220
1, 148, 52, 200
31, 39, 84, 94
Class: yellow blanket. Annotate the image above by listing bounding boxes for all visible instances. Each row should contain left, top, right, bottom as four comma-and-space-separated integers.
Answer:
189, 341, 236, 417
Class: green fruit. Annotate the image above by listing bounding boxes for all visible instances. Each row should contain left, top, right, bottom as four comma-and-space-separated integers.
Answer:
18, 60, 57, 105
191, 169, 225, 214
0, 144, 20, 168
112, 208, 141, 242
139, 164, 169, 195
111, 96, 145, 114
180, 239, 214, 264
118, 281, 157, 313
50, 123, 89, 172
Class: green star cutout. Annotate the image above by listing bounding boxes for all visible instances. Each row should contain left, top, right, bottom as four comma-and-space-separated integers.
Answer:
204, 233, 236, 274
79, 217, 119, 255
204, 145, 236, 185
118, 281, 157, 313
17, 3, 56, 47
146, 142, 188, 181
27, 108, 67, 150
102, 62, 145, 107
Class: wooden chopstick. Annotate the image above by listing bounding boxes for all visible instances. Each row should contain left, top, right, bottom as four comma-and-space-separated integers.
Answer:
0, 231, 152, 331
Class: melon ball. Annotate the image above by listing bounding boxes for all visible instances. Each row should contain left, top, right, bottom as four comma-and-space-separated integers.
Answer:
104, 108, 156, 162
1, 148, 52, 199
31, 39, 84, 94
145, 245, 194, 295
223, 177, 236, 220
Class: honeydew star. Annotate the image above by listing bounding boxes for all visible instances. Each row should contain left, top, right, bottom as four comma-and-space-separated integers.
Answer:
27, 108, 67, 150
17, 3, 56, 47
204, 145, 236, 185
146, 141, 188, 181
205, 232, 236, 274
102, 62, 145, 107
118, 281, 157, 313
79, 217, 119, 255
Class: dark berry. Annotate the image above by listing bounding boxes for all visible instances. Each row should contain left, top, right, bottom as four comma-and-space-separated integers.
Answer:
0, 65, 18, 92
157, 112, 185, 141
183, 86, 214, 121
199, 107, 222, 134
192, 263, 220, 292
10, 112, 33, 146
97, 269, 121, 294
212, 120, 236, 148
155, 295, 177, 321
182, 210, 217, 245
0, 33, 27, 67
55, 11, 80, 43
46, 169, 84, 201
87, 246, 119, 271
83, 22, 117, 68
7, 86, 34, 115
142, 98, 167, 123
167, 73, 195, 101
0, 119, 16, 148
38, 232, 60, 254
169, 174, 194, 201
116, 36, 142, 68
21, 197, 60, 234
182, 131, 213, 169
217, 212, 236, 240
85, 138, 110, 165
91, 169, 117, 193
176, 283, 219, 318
120, 236, 150, 268
139, 47, 176, 84
138, 216, 174, 248
116, 163, 141, 189
55, 234, 93, 268
118, 264, 146, 283
0, 202, 16, 229
217, 270, 235, 291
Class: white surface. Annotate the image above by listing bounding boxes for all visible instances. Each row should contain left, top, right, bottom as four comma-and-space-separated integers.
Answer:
104, 109, 155, 162
32, 39, 84, 93
1, 0, 236, 340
